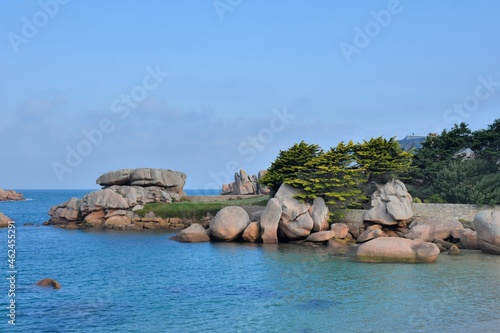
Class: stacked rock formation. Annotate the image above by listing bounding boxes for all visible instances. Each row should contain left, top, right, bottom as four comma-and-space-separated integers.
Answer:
47, 168, 186, 229
221, 169, 270, 195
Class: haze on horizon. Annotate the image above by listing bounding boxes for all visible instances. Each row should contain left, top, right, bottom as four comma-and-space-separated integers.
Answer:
1, 0, 499, 190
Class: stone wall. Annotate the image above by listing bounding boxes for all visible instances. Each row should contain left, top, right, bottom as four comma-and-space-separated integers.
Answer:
338, 204, 499, 226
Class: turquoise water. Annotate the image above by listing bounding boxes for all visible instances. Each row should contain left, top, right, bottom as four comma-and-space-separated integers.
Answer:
0, 190, 499, 332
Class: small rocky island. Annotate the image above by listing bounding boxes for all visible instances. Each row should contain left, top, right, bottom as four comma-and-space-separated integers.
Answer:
0, 188, 24, 201
47, 168, 187, 229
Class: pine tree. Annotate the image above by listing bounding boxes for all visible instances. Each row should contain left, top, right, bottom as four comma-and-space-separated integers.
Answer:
260, 141, 322, 194
289, 141, 367, 211
353, 136, 413, 183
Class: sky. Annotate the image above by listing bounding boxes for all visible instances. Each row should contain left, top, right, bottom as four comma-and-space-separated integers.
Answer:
1, 0, 499, 190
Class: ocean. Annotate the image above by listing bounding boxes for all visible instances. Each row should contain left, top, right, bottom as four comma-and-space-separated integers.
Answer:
0, 190, 499, 332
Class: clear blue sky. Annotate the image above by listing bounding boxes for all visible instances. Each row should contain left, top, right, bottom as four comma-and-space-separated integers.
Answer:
1, 0, 499, 189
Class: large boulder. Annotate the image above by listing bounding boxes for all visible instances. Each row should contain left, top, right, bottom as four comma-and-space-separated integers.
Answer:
405, 217, 464, 242
474, 210, 500, 254
0, 212, 13, 227
275, 184, 310, 222
82, 189, 130, 214
311, 197, 329, 232
171, 224, 210, 243
96, 168, 186, 195
260, 198, 282, 244
209, 206, 251, 241
357, 238, 440, 263
279, 212, 314, 240
362, 179, 413, 226
0, 189, 24, 201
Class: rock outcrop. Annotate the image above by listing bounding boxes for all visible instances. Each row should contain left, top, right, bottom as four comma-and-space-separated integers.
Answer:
47, 168, 186, 229
362, 179, 413, 225
0, 189, 24, 201
221, 169, 270, 195
0, 212, 13, 227
357, 238, 440, 263
474, 210, 500, 255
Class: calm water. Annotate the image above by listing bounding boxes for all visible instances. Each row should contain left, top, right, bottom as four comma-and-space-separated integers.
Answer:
0, 190, 499, 332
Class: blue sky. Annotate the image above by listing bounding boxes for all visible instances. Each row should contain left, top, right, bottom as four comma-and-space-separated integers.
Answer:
1, 0, 499, 189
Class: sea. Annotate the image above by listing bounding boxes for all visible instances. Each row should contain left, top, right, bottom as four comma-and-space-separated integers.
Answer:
0, 190, 499, 333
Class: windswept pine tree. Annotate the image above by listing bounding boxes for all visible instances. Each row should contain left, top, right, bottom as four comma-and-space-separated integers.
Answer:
288, 141, 366, 211
260, 141, 322, 195
353, 136, 414, 184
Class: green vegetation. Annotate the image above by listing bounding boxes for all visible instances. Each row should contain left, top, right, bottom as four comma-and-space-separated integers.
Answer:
260, 141, 322, 195
409, 119, 500, 205
135, 196, 269, 219
261, 136, 413, 216
287, 141, 366, 212
261, 118, 499, 209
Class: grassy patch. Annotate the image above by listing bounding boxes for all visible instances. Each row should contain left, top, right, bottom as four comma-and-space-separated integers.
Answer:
135, 196, 270, 219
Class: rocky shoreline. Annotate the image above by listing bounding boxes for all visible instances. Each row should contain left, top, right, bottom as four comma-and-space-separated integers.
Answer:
172, 179, 500, 262
44, 168, 500, 262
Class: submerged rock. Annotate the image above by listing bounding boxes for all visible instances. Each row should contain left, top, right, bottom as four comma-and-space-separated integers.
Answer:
171, 224, 210, 243
36, 278, 61, 289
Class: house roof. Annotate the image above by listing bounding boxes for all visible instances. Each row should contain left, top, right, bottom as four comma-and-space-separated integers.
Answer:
398, 135, 426, 152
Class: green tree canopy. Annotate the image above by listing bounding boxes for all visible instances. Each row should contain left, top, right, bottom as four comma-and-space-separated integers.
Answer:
288, 141, 366, 211
410, 119, 499, 204
260, 141, 322, 194
353, 136, 413, 183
